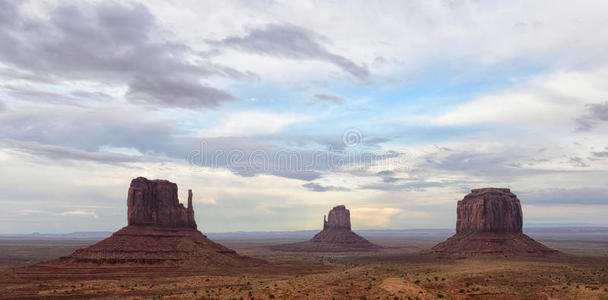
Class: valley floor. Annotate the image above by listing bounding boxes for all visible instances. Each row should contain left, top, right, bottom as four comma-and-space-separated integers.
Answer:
1, 233, 607, 299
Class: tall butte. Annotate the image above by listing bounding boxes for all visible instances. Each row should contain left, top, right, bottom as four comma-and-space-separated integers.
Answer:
13, 177, 264, 278
271, 205, 381, 252
431, 188, 557, 257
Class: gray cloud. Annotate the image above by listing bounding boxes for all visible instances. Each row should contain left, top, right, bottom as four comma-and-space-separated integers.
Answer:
569, 156, 589, 167
314, 93, 345, 104
0, 1, 244, 109
592, 147, 608, 158
0, 105, 181, 154
2, 85, 84, 106
302, 182, 350, 192
518, 188, 608, 205
1, 140, 141, 164
376, 170, 400, 183
0, 104, 398, 181
208, 24, 370, 80
127, 76, 237, 108
420, 150, 554, 178
376, 170, 395, 176
361, 180, 456, 192
69, 90, 113, 101
0, 100, 5, 111
184, 137, 399, 181
576, 101, 608, 131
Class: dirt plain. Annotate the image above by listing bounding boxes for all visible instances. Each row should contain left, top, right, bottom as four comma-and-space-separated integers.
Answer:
1, 230, 607, 299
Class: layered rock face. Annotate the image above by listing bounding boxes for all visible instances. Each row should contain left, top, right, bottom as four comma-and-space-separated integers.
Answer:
271, 205, 380, 252
323, 205, 351, 230
14, 177, 264, 277
432, 188, 557, 257
127, 177, 196, 228
456, 188, 522, 233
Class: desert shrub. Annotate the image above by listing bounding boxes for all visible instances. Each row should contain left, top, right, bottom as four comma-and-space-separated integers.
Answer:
414, 279, 420, 284
437, 294, 444, 298
268, 294, 275, 299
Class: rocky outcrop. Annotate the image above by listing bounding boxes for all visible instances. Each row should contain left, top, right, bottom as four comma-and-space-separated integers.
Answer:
271, 205, 380, 252
323, 205, 351, 230
14, 177, 265, 277
431, 188, 557, 257
127, 177, 196, 229
456, 188, 522, 233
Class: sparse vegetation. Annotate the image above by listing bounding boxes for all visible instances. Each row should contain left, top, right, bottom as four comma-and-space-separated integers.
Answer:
1, 235, 607, 299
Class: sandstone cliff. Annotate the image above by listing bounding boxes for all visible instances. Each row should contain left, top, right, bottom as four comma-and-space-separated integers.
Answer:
13, 177, 266, 277
323, 205, 351, 230
127, 177, 196, 229
431, 188, 557, 257
456, 188, 522, 233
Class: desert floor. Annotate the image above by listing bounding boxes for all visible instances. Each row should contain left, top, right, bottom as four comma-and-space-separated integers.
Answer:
1, 232, 607, 299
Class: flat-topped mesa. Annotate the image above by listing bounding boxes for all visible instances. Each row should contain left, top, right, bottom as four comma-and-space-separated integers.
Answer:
323, 205, 351, 230
431, 187, 557, 257
127, 177, 197, 229
456, 188, 522, 233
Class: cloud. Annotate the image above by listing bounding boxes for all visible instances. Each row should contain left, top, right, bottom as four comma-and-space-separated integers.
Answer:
185, 135, 400, 181
0, 103, 398, 181
376, 170, 395, 176
592, 147, 608, 158
0, 105, 181, 154
127, 75, 237, 108
0, 100, 5, 111
200, 112, 309, 137
2, 85, 85, 106
361, 180, 454, 192
302, 182, 350, 192
375, 170, 400, 183
569, 156, 589, 168
576, 101, 608, 131
55, 210, 99, 219
313, 93, 345, 104
0, 140, 141, 164
519, 188, 608, 205
435, 69, 608, 130
350, 207, 404, 228
208, 24, 369, 80
0, 1, 242, 109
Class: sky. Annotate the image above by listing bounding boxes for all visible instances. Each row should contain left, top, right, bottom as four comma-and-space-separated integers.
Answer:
1, 0, 607, 234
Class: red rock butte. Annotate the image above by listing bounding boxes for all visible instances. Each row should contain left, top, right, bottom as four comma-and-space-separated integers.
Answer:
431, 188, 558, 257
127, 177, 197, 228
271, 205, 381, 252
9, 177, 266, 279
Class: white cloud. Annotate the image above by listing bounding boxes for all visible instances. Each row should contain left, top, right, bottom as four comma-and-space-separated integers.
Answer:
435, 67, 608, 129
56, 210, 99, 219
350, 207, 404, 228
199, 111, 310, 137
